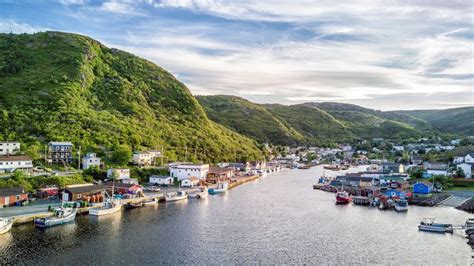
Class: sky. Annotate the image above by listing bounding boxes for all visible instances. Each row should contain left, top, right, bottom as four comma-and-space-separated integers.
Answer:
0, 0, 473, 110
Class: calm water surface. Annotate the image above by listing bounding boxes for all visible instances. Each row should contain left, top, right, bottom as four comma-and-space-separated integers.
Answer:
0, 166, 472, 264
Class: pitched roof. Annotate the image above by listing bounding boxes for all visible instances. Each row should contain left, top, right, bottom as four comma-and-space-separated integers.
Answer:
0, 187, 25, 196
49, 142, 73, 146
0, 155, 32, 162
64, 184, 106, 193
183, 176, 199, 181
104, 182, 141, 189
209, 167, 233, 174
336, 176, 375, 182
150, 175, 172, 179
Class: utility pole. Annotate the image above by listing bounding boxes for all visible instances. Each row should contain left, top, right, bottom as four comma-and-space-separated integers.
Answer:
44, 144, 47, 165
161, 145, 164, 166
185, 145, 188, 162
78, 146, 81, 170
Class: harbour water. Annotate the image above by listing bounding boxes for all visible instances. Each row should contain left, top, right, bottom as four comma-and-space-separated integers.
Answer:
0, 166, 472, 264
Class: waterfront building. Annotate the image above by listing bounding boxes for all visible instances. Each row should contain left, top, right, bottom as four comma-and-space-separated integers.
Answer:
223, 162, 251, 172
413, 181, 433, 194
0, 155, 33, 173
384, 189, 406, 198
107, 168, 130, 180
334, 175, 379, 188
82, 153, 101, 170
381, 163, 405, 174
207, 167, 234, 180
457, 163, 473, 178
36, 187, 59, 198
423, 161, 448, 176
47, 142, 73, 164
0, 142, 20, 155
61, 184, 106, 202
105, 182, 143, 195
149, 175, 173, 185
181, 176, 200, 187
169, 163, 209, 181
0, 187, 27, 207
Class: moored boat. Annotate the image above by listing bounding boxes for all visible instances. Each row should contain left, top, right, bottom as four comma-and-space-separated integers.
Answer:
336, 191, 352, 204
418, 218, 453, 233
165, 191, 188, 202
394, 199, 408, 212
125, 202, 144, 209
35, 203, 77, 228
208, 182, 229, 195
89, 198, 122, 216
0, 218, 13, 234
143, 198, 158, 205
189, 187, 208, 199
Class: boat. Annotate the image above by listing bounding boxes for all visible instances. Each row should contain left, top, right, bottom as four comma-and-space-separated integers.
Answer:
418, 218, 453, 233
165, 191, 188, 202
394, 199, 409, 212
336, 191, 352, 204
0, 218, 13, 234
143, 198, 158, 205
208, 182, 229, 195
89, 198, 122, 216
189, 187, 208, 199
125, 202, 144, 209
464, 218, 474, 228
34, 203, 77, 228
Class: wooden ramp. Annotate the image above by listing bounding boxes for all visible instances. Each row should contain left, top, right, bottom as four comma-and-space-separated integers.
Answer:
438, 195, 471, 207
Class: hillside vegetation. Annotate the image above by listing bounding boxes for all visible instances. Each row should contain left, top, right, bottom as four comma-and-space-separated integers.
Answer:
0, 32, 264, 163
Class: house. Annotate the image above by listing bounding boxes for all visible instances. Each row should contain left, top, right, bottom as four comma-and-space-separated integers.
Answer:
207, 167, 234, 180
225, 162, 251, 172
465, 154, 474, 164
105, 182, 143, 195
384, 189, 406, 198
169, 163, 209, 181
0, 155, 33, 173
0, 187, 28, 207
61, 184, 106, 202
149, 175, 173, 186
335, 176, 379, 188
249, 161, 266, 171
388, 180, 410, 190
132, 150, 162, 166
457, 163, 474, 178
82, 153, 102, 170
378, 176, 408, 186
0, 142, 20, 155
392, 146, 405, 152
36, 187, 59, 198
107, 168, 130, 180
121, 178, 139, 185
411, 155, 423, 165
181, 176, 200, 187
413, 181, 433, 194
453, 156, 464, 164
48, 142, 73, 164
382, 163, 405, 174
423, 161, 448, 176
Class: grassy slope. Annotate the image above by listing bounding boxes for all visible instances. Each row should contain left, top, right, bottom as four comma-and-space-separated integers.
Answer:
0, 32, 263, 163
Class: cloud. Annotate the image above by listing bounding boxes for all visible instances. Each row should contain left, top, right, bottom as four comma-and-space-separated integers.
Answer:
0, 19, 49, 34
58, 0, 86, 5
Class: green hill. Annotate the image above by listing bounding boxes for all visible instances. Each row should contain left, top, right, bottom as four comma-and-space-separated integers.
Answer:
0, 32, 263, 163
198, 96, 467, 145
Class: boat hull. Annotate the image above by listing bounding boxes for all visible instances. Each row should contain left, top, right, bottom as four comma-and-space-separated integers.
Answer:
35, 210, 77, 228
418, 225, 453, 233
394, 205, 408, 212
165, 195, 188, 202
208, 188, 227, 195
89, 203, 122, 216
0, 219, 13, 234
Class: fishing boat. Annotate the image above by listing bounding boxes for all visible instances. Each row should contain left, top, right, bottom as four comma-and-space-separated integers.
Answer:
35, 203, 77, 228
0, 218, 13, 234
336, 191, 352, 204
125, 202, 144, 209
143, 198, 158, 205
165, 191, 188, 202
394, 199, 409, 212
418, 218, 453, 233
189, 187, 208, 199
89, 198, 122, 216
208, 182, 229, 195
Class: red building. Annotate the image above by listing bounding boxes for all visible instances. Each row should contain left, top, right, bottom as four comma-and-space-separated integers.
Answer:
105, 182, 142, 195
36, 187, 59, 198
0, 187, 28, 207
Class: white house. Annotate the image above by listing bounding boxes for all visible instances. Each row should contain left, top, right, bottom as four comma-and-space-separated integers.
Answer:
0, 155, 33, 173
453, 156, 464, 164
465, 154, 474, 164
107, 168, 130, 180
458, 163, 473, 179
82, 153, 101, 170
169, 163, 209, 181
392, 146, 405, 152
132, 150, 162, 166
0, 142, 20, 156
149, 175, 173, 185
181, 176, 200, 187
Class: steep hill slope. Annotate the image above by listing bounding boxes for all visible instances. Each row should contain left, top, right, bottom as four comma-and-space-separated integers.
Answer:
0, 32, 263, 162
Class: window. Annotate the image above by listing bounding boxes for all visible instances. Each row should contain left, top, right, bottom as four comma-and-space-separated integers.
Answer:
16, 195, 21, 200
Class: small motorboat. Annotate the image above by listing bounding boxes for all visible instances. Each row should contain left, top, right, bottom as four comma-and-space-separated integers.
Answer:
464, 218, 474, 228
125, 202, 144, 209
165, 191, 188, 202
336, 191, 352, 204
418, 218, 453, 233
394, 199, 409, 212
143, 198, 158, 205
208, 182, 229, 195
0, 218, 13, 234
189, 187, 208, 199
89, 198, 122, 216
35, 203, 77, 228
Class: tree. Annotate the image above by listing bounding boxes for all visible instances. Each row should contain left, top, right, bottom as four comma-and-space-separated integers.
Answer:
456, 167, 466, 178
110, 145, 132, 166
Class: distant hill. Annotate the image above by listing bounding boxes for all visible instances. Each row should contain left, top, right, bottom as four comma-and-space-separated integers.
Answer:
198, 96, 472, 145
0, 32, 264, 162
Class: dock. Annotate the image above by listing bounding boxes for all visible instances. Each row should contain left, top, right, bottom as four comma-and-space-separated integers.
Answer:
352, 196, 370, 205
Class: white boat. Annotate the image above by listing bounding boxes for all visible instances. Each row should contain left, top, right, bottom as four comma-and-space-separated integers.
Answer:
89, 198, 122, 216
208, 182, 229, 195
143, 198, 158, 205
189, 187, 208, 199
165, 191, 188, 202
0, 218, 13, 234
35, 204, 77, 228
394, 199, 408, 212
418, 218, 453, 233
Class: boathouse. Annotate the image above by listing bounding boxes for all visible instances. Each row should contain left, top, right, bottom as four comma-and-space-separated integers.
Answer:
61, 184, 106, 202
181, 176, 200, 187
105, 182, 142, 195
413, 181, 433, 194
149, 175, 173, 185
0, 187, 28, 207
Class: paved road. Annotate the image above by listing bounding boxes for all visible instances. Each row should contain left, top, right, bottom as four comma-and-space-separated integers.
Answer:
447, 190, 474, 197
0, 200, 61, 218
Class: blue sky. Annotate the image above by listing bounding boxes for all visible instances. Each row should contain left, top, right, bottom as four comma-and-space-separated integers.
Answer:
1, 0, 473, 110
